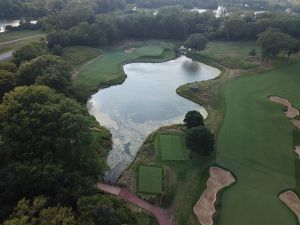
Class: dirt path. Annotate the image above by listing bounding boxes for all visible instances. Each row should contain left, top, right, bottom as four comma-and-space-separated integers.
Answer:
0, 34, 44, 46
97, 183, 172, 225
193, 167, 235, 225
279, 191, 300, 223
71, 54, 102, 81
269, 96, 299, 118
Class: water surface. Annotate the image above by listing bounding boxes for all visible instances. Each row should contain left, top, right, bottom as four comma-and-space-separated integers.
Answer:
0, 20, 20, 32
89, 56, 220, 182
0, 19, 37, 33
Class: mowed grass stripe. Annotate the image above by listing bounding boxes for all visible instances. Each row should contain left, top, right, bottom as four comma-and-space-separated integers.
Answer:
138, 165, 163, 194
159, 134, 185, 160
216, 60, 300, 225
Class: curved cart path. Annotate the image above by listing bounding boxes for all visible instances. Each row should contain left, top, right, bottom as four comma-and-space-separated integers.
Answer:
97, 183, 172, 225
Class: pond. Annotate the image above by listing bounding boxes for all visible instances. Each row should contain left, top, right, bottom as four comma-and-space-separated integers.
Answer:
0, 19, 37, 33
88, 56, 220, 182
0, 20, 20, 32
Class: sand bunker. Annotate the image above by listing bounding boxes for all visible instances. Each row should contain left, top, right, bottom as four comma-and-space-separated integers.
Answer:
292, 119, 300, 130
279, 191, 300, 223
295, 146, 300, 158
194, 167, 236, 225
124, 48, 135, 53
269, 96, 299, 119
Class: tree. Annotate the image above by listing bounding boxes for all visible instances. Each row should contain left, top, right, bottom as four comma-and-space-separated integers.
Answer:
0, 62, 17, 73
17, 55, 73, 96
0, 85, 105, 176
186, 126, 215, 155
52, 44, 63, 56
223, 17, 246, 41
77, 195, 137, 225
257, 28, 299, 60
13, 42, 46, 65
0, 70, 16, 102
248, 48, 256, 56
3, 196, 76, 225
184, 110, 204, 128
185, 33, 208, 51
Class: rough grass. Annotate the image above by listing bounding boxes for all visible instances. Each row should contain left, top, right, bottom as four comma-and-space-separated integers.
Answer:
76, 41, 175, 91
200, 41, 261, 69
62, 46, 101, 66
157, 134, 186, 161
138, 165, 163, 194
216, 59, 300, 225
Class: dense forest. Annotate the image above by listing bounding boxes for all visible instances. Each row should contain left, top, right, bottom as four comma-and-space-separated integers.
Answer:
43, 7, 300, 49
1, 0, 299, 19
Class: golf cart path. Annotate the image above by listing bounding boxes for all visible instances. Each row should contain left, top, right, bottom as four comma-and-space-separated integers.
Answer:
269, 96, 300, 222
0, 34, 44, 46
193, 167, 236, 225
0, 51, 12, 61
97, 183, 172, 225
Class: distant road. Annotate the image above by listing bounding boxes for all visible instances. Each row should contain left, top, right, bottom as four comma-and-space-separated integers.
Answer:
0, 51, 13, 61
0, 34, 44, 46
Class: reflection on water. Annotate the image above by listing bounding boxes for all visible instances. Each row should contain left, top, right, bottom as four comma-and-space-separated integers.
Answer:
0, 20, 20, 32
0, 19, 37, 33
88, 56, 220, 182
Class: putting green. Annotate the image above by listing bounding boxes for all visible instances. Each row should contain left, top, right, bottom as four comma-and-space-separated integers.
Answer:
216, 60, 300, 225
158, 134, 185, 161
138, 165, 163, 194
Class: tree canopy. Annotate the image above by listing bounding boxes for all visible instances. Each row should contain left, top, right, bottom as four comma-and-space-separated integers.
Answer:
184, 110, 204, 128
257, 28, 300, 60
185, 33, 208, 51
186, 126, 215, 156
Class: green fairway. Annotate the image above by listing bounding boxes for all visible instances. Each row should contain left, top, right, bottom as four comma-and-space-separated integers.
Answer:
200, 41, 260, 69
62, 46, 101, 66
216, 60, 300, 225
76, 41, 175, 90
157, 134, 186, 160
138, 165, 163, 194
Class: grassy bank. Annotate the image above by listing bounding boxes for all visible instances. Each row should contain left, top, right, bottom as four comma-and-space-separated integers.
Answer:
62, 46, 102, 66
200, 41, 261, 69
74, 41, 176, 92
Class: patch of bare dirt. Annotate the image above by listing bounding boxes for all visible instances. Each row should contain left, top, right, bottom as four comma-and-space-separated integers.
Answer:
193, 167, 236, 225
279, 191, 300, 223
269, 96, 299, 118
